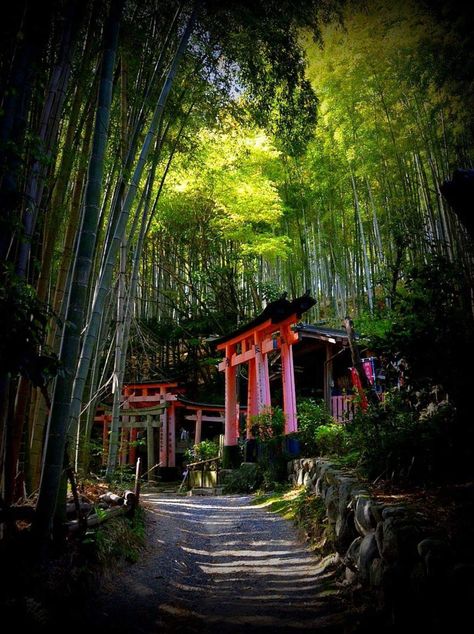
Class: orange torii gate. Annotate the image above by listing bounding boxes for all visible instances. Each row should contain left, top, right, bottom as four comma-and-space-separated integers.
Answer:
214, 293, 315, 467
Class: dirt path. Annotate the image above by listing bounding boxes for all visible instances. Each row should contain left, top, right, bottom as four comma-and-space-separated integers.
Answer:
80, 493, 355, 633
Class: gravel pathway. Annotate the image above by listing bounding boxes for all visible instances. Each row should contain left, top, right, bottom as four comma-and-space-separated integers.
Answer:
80, 492, 352, 633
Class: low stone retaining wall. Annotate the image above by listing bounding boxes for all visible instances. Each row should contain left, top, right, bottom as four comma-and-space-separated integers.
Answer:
288, 457, 471, 631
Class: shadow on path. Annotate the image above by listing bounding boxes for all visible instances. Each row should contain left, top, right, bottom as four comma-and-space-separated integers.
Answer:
79, 494, 355, 633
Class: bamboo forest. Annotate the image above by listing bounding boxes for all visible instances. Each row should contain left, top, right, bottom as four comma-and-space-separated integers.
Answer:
1, 1, 473, 632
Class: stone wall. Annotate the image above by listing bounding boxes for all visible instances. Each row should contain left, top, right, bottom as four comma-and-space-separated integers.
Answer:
288, 457, 470, 631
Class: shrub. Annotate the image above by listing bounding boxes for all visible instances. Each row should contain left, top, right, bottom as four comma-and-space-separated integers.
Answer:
250, 406, 292, 489
293, 489, 334, 551
82, 507, 146, 565
223, 462, 261, 493
345, 389, 459, 484
250, 406, 285, 440
257, 445, 290, 491
184, 439, 219, 464
105, 464, 136, 487
296, 398, 335, 457
314, 422, 347, 456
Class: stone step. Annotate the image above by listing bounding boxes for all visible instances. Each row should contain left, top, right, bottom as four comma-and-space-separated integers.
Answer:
188, 487, 224, 496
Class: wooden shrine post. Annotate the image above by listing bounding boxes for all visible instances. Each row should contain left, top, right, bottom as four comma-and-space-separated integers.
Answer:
146, 414, 155, 480
246, 356, 258, 439
167, 402, 176, 468
254, 331, 271, 410
159, 408, 168, 468
324, 343, 333, 411
119, 428, 128, 465
195, 409, 202, 445
119, 381, 179, 470
222, 343, 239, 467
129, 427, 137, 465
281, 323, 297, 434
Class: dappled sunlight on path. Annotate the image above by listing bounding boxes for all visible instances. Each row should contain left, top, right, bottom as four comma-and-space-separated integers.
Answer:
80, 494, 351, 633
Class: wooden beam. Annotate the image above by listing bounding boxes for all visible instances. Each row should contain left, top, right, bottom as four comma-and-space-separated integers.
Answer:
261, 337, 280, 355
216, 318, 273, 350
218, 328, 300, 371
231, 346, 256, 366
126, 395, 165, 403
263, 330, 300, 352
103, 404, 167, 417
185, 415, 225, 422
256, 314, 300, 341
178, 402, 226, 412
124, 382, 178, 391
107, 419, 162, 429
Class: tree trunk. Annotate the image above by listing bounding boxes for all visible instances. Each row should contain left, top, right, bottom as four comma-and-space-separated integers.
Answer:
343, 316, 379, 406
106, 243, 127, 478
67, 5, 200, 444
33, 0, 124, 542
16, 0, 82, 279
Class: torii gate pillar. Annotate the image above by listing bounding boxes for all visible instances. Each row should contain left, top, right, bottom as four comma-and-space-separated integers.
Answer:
223, 344, 240, 468
281, 323, 297, 433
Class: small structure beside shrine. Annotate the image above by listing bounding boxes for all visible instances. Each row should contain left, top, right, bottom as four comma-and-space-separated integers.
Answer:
211, 293, 316, 467
293, 324, 353, 420
282, 323, 381, 421
94, 384, 238, 478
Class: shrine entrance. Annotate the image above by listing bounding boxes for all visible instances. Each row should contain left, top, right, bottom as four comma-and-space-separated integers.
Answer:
213, 294, 315, 467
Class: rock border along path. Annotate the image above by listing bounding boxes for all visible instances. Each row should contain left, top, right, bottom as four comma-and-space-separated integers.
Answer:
80, 492, 354, 633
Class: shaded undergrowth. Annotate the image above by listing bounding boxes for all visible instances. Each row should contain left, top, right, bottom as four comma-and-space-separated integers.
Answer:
0, 509, 146, 632
252, 486, 334, 553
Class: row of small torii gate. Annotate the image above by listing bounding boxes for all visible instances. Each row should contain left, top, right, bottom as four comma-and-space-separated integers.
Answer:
96, 294, 316, 469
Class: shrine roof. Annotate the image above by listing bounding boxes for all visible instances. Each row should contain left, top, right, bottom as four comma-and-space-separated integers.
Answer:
209, 293, 316, 347
295, 323, 355, 344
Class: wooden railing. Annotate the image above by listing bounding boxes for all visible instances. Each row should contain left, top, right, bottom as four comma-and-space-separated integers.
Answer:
331, 395, 356, 422
331, 392, 385, 422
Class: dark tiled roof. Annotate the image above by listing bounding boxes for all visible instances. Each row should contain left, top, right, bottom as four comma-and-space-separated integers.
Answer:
208, 294, 316, 346
295, 323, 353, 343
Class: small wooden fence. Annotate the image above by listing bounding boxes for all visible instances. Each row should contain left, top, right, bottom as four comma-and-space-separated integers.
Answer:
179, 456, 221, 492
331, 392, 385, 422
331, 395, 356, 422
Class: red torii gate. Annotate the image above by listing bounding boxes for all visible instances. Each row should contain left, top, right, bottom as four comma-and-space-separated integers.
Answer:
214, 294, 315, 467
122, 381, 180, 468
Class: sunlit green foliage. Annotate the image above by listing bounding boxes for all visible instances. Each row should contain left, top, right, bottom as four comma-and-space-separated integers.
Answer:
155, 125, 289, 260
296, 398, 334, 456
281, 0, 474, 314
184, 439, 220, 463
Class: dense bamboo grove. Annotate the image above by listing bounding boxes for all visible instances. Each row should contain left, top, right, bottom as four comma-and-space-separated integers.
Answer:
0, 0, 472, 542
